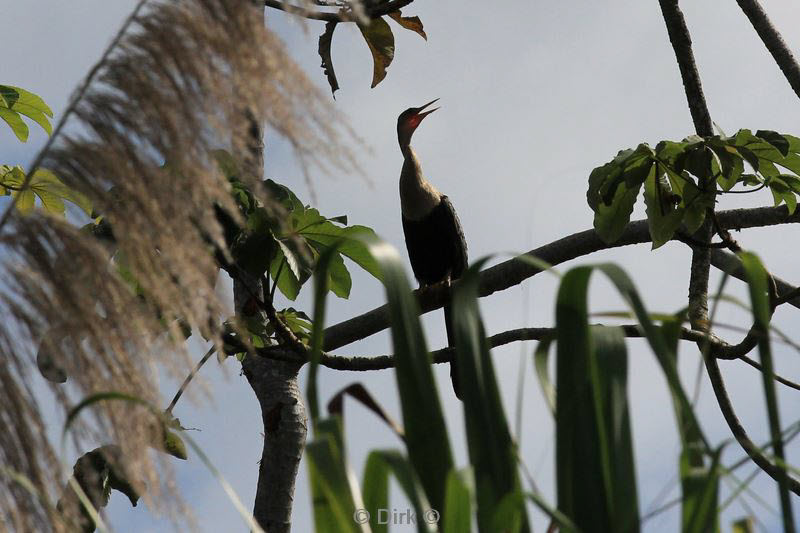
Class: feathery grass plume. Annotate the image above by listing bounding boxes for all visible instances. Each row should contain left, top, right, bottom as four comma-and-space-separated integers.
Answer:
0, 0, 358, 529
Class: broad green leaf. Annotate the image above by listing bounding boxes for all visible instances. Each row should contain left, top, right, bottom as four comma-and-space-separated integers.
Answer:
0, 85, 53, 137
388, 10, 427, 40
755, 130, 789, 157
680, 181, 713, 234
593, 180, 642, 244
318, 22, 339, 96
768, 178, 797, 214
298, 210, 383, 282
0, 107, 28, 141
358, 17, 395, 88
452, 259, 529, 532
707, 141, 743, 191
0, 166, 92, 215
739, 252, 795, 528
643, 163, 684, 249
270, 250, 301, 300
311, 240, 352, 298
443, 469, 472, 533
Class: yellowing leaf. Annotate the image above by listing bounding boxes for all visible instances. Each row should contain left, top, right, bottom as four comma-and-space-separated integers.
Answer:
387, 10, 427, 40
358, 17, 395, 88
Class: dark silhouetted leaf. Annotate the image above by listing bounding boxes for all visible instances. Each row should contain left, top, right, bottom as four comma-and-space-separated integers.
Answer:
318, 22, 339, 96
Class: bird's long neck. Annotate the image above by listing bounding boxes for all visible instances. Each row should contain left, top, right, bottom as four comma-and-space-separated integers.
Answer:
399, 142, 441, 220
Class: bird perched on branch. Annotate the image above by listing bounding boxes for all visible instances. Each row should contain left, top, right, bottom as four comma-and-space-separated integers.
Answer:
397, 99, 468, 399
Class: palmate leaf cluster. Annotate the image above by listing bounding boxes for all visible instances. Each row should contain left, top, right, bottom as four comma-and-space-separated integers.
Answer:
213, 150, 382, 302
0, 84, 53, 142
0, 165, 92, 216
588, 130, 800, 247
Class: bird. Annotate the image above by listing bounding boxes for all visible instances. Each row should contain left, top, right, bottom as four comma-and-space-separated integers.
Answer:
397, 99, 468, 399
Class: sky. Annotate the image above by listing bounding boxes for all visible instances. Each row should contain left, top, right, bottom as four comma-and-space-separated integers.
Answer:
4, 1, 800, 531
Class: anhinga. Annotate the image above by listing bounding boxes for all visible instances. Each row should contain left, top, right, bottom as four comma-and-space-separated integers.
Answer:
397, 99, 468, 399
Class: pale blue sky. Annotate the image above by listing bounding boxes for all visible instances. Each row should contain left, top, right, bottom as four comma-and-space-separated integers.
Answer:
4, 1, 800, 531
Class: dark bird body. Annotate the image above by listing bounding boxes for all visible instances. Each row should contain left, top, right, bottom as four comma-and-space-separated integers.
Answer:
397, 99, 468, 398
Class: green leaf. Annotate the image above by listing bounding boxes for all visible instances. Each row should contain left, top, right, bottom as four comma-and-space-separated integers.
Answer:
680, 446, 721, 533
755, 130, 789, 157
318, 22, 339, 96
643, 163, 684, 249
362, 450, 436, 533
553, 264, 707, 530
362, 452, 389, 533
593, 179, 642, 244
534, 336, 556, 415
162, 430, 188, 460
768, 177, 797, 214
270, 251, 301, 300
452, 259, 529, 532
732, 517, 754, 533
555, 267, 638, 531
0, 107, 29, 141
0, 85, 53, 137
387, 10, 427, 40
358, 17, 395, 88
306, 421, 363, 533
739, 252, 795, 528
0, 166, 92, 215
367, 238, 453, 515
707, 141, 743, 191
443, 469, 472, 533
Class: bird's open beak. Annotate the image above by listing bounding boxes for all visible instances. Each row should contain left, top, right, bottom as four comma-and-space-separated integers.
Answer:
415, 98, 440, 120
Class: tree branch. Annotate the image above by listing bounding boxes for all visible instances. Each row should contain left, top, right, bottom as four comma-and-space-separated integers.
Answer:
657, 0, 714, 136
322, 205, 800, 351
263, 0, 415, 22
710, 249, 800, 310
736, 0, 800, 100
257, 324, 800, 392
705, 353, 800, 495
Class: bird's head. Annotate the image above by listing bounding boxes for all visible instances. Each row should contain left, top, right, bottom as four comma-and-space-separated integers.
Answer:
397, 98, 439, 148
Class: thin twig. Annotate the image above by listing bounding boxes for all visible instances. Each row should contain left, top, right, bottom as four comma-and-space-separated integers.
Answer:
704, 354, 800, 495
165, 345, 216, 415
657, 0, 714, 136
736, 0, 800, 99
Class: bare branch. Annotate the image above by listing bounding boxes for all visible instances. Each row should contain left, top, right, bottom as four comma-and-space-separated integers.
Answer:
736, 0, 800, 100
657, 0, 714, 136
704, 354, 800, 495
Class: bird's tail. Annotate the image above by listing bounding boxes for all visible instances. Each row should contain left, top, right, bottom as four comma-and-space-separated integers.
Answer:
443, 303, 462, 400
